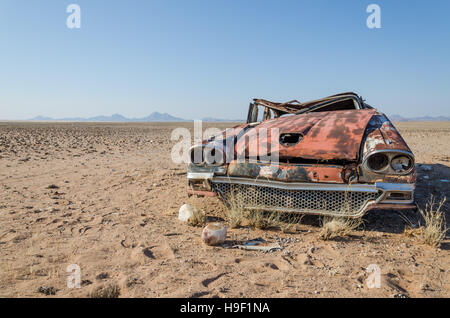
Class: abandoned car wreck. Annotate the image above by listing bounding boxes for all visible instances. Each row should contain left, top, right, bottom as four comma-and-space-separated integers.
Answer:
187, 92, 416, 217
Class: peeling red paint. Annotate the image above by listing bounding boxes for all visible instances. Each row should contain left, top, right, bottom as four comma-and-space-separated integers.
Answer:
236, 109, 377, 161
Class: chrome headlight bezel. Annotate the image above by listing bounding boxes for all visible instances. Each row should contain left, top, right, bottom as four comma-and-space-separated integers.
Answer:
366, 152, 389, 172
363, 150, 415, 175
390, 154, 414, 173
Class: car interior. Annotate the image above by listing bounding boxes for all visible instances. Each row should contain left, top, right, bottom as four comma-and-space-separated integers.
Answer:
247, 96, 362, 123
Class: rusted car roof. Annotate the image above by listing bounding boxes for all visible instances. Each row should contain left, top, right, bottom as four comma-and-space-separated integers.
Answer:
253, 92, 361, 114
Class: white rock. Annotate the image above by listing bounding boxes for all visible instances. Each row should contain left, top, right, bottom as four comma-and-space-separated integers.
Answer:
201, 223, 227, 246
178, 204, 195, 222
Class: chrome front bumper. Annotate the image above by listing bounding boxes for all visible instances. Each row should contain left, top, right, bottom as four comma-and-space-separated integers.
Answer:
188, 173, 415, 217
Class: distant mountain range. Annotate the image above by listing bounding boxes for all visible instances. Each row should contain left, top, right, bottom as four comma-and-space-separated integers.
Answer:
30, 112, 243, 122
389, 114, 450, 122
28, 113, 449, 122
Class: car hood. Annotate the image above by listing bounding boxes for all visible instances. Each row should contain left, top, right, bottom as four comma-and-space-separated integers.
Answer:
235, 109, 378, 161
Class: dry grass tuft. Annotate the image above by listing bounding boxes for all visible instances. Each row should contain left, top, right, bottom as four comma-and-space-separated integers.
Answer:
403, 226, 423, 238
247, 210, 274, 230
89, 283, 121, 298
224, 187, 303, 232
319, 217, 362, 240
187, 207, 206, 227
417, 196, 447, 248
224, 188, 247, 228
319, 196, 363, 240
247, 211, 303, 232
275, 213, 304, 233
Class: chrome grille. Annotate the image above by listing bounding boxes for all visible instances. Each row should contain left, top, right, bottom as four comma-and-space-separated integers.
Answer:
211, 182, 382, 217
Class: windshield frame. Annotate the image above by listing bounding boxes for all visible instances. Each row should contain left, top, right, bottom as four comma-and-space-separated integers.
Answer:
294, 96, 363, 115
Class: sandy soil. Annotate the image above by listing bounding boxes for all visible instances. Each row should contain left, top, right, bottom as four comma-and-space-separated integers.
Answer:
0, 121, 448, 298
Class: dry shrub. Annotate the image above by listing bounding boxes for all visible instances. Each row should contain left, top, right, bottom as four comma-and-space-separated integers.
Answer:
224, 188, 247, 228
417, 196, 447, 248
279, 213, 304, 233
247, 210, 274, 230
187, 206, 206, 227
247, 211, 303, 232
319, 196, 363, 240
224, 187, 303, 232
319, 217, 362, 240
403, 226, 423, 238
89, 283, 121, 298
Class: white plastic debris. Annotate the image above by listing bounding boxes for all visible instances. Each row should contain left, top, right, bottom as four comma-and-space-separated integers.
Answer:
222, 238, 283, 253
178, 204, 195, 222
233, 242, 282, 253
201, 223, 227, 246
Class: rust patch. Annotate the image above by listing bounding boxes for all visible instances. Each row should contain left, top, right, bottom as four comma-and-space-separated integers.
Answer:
187, 189, 217, 197
236, 109, 377, 161
227, 161, 347, 183
363, 115, 412, 156
358, 166, 417, 183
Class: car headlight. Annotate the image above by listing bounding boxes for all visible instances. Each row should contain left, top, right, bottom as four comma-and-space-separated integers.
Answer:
364, 151, 415, 174
367, 153, 389, 171
391, 155, 413, 173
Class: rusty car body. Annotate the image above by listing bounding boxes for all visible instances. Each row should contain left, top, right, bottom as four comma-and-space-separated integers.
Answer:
187, 92, 416, 217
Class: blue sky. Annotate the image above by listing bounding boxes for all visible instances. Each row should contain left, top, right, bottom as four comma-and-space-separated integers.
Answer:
0, 0, 449, 120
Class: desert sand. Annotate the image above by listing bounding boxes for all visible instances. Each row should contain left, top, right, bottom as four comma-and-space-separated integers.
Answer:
0, 121, 449, 298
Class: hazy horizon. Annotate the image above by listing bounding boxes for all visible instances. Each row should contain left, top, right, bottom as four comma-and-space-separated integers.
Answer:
0, 111, 447, 123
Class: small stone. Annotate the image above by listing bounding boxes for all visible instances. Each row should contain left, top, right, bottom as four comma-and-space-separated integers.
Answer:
178, 204, 195, 222
391, 293, 409, 298
201, 223, 227, 246
96, 272, 109, 280
38, 286, 56, 296
126, 277, 144, 287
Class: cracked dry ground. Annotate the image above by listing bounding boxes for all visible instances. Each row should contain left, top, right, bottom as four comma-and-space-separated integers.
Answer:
0, 121, 449, 298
